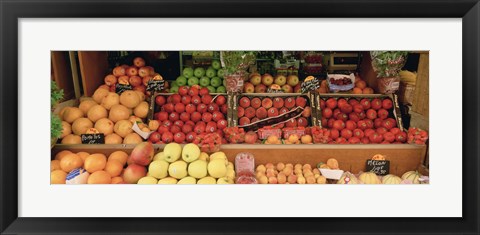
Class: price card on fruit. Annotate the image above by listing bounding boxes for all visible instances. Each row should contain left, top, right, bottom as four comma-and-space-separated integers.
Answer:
115, 83, 132, 94
81, 134, 105, 144
365, 160, 390, 175
146, 75, 165, 92
300, 76, 320, 93
267, 84, 284, 93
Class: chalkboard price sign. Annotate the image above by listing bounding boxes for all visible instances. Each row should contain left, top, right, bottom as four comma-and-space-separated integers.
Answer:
365, 160, 390, 175
115, 84, 132, 94
301, 76, 320, 93
267, 84, 284, 93
81, 134, 105, 144
146, 79, 165, 92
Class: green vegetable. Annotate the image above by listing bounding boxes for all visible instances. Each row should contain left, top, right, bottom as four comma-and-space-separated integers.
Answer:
220, 51, 257, 75
51, 113, 63, 139
370, 51, 408, 78
51, 81, 64, 108
51, 81, 64, 140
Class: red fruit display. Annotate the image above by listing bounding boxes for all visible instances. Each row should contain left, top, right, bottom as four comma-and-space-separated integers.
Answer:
191, 112, 202, 122
188, 86, 200, 96
353, 129, 364, 138
169, 112, 179, 121
171, 94, 181, 104
297, 117, 308, 127
185, 104, 196, 113
251, 97, 262, 109
161, 132, 173, 143
174, 132, 186, 143
366, 109, 377, 120
215, 95, 226, 106
178, 86, 189, 96
377, 109, 389, 119
333, 120, 345, 130
186, 132, 197, 143
295, 97, 307, 108
244, 107, 256, 119
191, 95, 201, 105
267, 107, 279, 117
407, 127, 428, 144
181, 95, 191, 105
155, 96, 166, 106
239, 117, 251, 126
201, 94, 213, 104
273, 97, 284, 108
322, 108, 333, 118
383, 132, 395, 143
371, 98, 382, 110
284, 97, 296, 108
237, 107, 245, 117
239, 97, 250, 108
256, 107, 268, 119
197, 103, 207, 113
174, 103, 185, 113
148, 132, 161, 143
170, 125, 181, 134
223, 127, 245, 144
181, 124, 193, 134
262, 98, 273, 109
326, 98, 337, 109
382, 98, 393, 109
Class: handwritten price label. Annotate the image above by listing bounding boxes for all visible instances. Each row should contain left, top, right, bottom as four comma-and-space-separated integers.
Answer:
365, 160, 390, 175
81, 134, 105, 144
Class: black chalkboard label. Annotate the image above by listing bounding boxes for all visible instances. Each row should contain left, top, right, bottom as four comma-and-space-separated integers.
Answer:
81, 134, 105, 144
146, 79, 165, 92
115, 84, 132, 94
366, 160, 390, 175
301, 76, 320, 93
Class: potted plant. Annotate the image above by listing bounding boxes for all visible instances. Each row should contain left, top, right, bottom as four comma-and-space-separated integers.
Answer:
51, 81, 64, 147
370, 51, 408, 94
220, 51, 257, 93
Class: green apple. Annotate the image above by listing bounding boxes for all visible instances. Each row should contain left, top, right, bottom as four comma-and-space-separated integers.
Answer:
182, 143, 200, 162
206, 68, 216, 78
169, 86, 179, 94
207, 86, 216, 94
153, 152, 165, 161
211, 60, 221, 70
187, 77, 199, 86
216, 68, 225, 78
210, 77, 221, 87
163, 143, 182, 163
183, 67, 194, 78
216, 86, 226, 93
199, 76, 210, 87
176, 76, 187, 86
223, 79, 226, 87
177, 176, 197, 184
168, 160, 188, 179
148, 160, 169, 179
170, 80, 178, 87
188, 159, 208, 179
193, 67, 205, 78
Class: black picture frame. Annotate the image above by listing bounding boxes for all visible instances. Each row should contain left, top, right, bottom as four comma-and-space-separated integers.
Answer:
1, 0, 479, 234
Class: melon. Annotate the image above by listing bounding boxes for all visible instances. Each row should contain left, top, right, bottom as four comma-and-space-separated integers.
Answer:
101, 92, 120, 110
62, 107, 84, 124
134, 90, 145, 101
119, 90, 141, 108
401, 171, 422, 184
114, 120, 133, 138
134, 101, 149, 118
92, 88, 109, 104
359, 172, 381, 184
337, 172, 359, 184
87, 105, 108, 122
79, 99, 97, 114
71, 118, 93, 135
105, 133, 123, 144
60, 121, 72, 138
109, 104, 132, 123
61, 134, 82, 144
382, 174, 402, 184
123, 133, 143, 144
94, 118, 114, 135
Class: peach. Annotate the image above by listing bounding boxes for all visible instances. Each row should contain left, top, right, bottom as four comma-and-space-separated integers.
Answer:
301, 134, 313, 144
295, 97, 307, 108
129, 76, 142, 87
122, 164, 146, 184
238, 117, 250, 126
302, 107, 312, 118
302, 164, 312, 171
277, 173, 287, 184
282, 167, 292, 176
272, 97, 284, 108
126, 67, 138, 76
104, 75, 117, 86
285, 163, 293, 169
261, 98, 273, 109
113, 66, 126, 76
297, 176, 306, 184
118, 75, 129, 85
287, 174, 298, 184
306, 176, 316, 184
138, 67, 150, 77
258, 175, 268, 184
133, 57, 146, 67
284, 97, 295, 108
276, 162, 285, 171
256, 164, 266, 172
255, 171, 265, 179
129, 142, 154, 166
250, 98, 262, 109
266, 171, 276, 178
268, 176, 278, 184
255, 107, 267, 119
244, 107, 256, 119
254, 84, 267, 93
239, 97, 250, 108
312, 168, 320, 175
243, 82, 255, 93
363, 87, 374, 94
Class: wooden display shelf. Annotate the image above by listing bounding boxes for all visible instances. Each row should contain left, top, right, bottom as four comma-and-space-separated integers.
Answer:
52, 144, 426, 176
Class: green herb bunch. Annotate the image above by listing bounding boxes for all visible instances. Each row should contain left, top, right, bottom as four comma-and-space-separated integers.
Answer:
51, 81, 64, 139
370, 51, 408, 78
220, 51, 257, 75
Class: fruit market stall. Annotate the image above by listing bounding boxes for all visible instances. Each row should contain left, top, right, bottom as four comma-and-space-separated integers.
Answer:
50, 51, 429, 185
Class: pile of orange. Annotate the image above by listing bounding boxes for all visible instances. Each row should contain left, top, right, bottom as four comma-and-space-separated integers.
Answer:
51, 150, 128, 184
353, 77, 374, 94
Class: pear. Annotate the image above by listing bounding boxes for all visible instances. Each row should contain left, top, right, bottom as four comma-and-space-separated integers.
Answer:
182, 143, 200, 163
188, 159, 208, 179
168, 160, 188, 179
163, 143, 182, 163
148, 160, 169, 179
137, 176, 158, 184
217, 177, 234, 184
153, 152, 165, 161
207, 159, 227, 178
157, 177, 178, 184
198, 152, 209, 161
177, 176, 197, 184
197, 176, 217, 184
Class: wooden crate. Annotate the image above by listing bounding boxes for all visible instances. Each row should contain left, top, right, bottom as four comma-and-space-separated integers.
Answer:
78, 51, 109, 97
51, 51, 75, 100
52, 143, 426, 176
